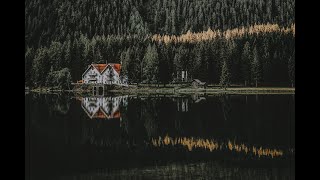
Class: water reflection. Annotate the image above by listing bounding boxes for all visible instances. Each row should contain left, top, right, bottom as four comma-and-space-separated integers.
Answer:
74, 94, 295, 150
26, 93, 295, 180
177, 98, 189, 112
46, 93, 71, 115
75, 95, 293, 159
151, 135, 286, 158
79, 96, 128, 119
219, 95, 231, 121
58, 161, 294, 180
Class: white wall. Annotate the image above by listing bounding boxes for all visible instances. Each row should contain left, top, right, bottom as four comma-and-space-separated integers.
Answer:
102, 66, 120, 84
82, 66, 103, 84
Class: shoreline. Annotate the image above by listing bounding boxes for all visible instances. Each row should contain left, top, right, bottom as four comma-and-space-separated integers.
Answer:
28, 87, 295, 95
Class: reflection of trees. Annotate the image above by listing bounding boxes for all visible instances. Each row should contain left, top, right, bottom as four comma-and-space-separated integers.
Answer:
152, 135, 285, 158
142, 98, 159, 137
219, 94, 231, 121
27, 93, 75, 146
64, 161, 294, 179
174, 97, 189, 134
117, 96, 130, 134
45, 94, 71, 115
120, 97, 149, 145
174, 111, 183, 133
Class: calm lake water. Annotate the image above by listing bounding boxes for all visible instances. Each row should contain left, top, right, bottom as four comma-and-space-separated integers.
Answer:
25, 93, 295, 180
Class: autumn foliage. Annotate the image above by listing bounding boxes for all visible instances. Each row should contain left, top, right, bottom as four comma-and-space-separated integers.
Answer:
152, 23, 295, 44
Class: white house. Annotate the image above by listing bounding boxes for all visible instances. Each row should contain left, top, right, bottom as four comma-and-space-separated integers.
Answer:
81, 63, 127, 85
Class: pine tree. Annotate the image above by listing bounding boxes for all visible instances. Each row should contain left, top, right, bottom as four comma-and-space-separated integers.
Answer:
32, 48, 49, 87
143, 44, 159, 84
63, 40, 71, 68
241, 42, 251, 86
25, 47, 35, 87
251, 46, 262, 87
46, 66, 55, 87
154, 10, 159, 32
57, 68, 72, 90
120, 48, 131, 83
173, 48, 182, 81
133, 46, 143, 84
220, 59, 230, 89
193, 43, 203, 79
164, 9, 170, 33
48, 42, 63, 70
159, 44, 171, 86
129, 7, 149, 36
288, 52, 295, 87
171, 9, 176, 34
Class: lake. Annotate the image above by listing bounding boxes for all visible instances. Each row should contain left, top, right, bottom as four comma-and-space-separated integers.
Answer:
25, 93, 295, 180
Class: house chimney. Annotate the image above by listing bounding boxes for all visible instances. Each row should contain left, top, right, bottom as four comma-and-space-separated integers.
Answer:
106, 59, 108, 65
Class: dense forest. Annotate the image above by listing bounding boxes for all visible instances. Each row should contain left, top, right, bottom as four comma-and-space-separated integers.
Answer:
25, 0, 295, 88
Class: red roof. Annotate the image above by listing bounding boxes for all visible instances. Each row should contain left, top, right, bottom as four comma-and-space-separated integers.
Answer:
92, 64, 108, 73
91, 109, 121, 119
91, 63, 121, 74
92, 108, 107, 119
112, 110, 121, 119
111, 64, 121, 74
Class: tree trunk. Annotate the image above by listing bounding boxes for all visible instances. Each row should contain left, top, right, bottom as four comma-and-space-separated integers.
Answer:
291, 82, 294, 88
255, 80, 258, 87
244, 80, 247, 87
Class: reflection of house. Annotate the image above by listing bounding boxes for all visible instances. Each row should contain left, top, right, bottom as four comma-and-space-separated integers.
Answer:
81, 96, 128, 119
177, 98, 189, 112
191, 94, 206, 103
191, 79, 206, 88
176, 95, 206, 112
81, 62, 127, 85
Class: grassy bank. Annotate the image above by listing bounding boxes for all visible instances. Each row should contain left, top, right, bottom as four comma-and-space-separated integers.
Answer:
109, 86, 295, 95
28, 85, 295, 95
29, 87, 73, 93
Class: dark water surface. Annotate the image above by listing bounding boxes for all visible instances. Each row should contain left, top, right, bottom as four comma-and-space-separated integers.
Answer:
25, 93, 295, 180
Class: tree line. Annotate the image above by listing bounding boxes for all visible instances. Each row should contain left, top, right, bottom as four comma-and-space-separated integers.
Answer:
25, 0, 294, 48
25, 0, 295, 88
25, 28, 295, 88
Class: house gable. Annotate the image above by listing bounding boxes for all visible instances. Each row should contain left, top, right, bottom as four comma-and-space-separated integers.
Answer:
101, 63, 121, 75
82, 64, 105, 83
82, 64, 99, 78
